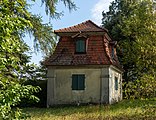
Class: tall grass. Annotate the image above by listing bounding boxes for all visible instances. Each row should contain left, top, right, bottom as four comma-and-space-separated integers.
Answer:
24, 99, 156, 120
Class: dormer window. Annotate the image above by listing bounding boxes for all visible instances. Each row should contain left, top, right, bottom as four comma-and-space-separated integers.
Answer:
112, 47, 114, 59
75, 39, 86, 53
110, 41, 117, 60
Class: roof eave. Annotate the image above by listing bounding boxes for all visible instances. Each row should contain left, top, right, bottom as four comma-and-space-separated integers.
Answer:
54, 31, 107, 36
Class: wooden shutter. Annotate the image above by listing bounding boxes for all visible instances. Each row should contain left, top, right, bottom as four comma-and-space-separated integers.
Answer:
112, 47, 114, 59
72, 74, 85, 90
76, 40, 85, 53
79, 40, 85, 52
78, 75, 85, 90
115, 77, 118, 90
72, 75, 78, 90
76, 40, 80, 52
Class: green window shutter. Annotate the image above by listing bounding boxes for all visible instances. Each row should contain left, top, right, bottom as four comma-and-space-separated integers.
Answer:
79, 40, 85, 52
112, 47, 114, 59
72, 74, 85, 90
76, 40, 85, 53
115, 77, 118, 90
78, 75, 85, 90
76, 40, 80, 52
72, 75, 78, 90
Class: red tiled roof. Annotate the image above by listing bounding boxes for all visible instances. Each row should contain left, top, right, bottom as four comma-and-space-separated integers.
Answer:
54, 20, 108, 33
43, 20, 122, 70
44, 35, 122, 70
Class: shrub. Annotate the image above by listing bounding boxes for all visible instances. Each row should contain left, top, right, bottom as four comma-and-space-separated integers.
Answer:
124, 74, 156, 99
20, 80, 47, 107
0, 82, 40, 119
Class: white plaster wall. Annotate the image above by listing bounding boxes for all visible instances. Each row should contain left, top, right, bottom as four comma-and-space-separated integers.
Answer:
101, 67, 109, 104
47, 66, 123, 106
109, 66, 122, 104
47, 68, 101, 105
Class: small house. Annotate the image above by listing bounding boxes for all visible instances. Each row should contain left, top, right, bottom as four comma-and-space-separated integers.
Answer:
44, 20, 123, 107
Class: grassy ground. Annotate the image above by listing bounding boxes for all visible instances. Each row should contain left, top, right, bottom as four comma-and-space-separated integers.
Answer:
24, 99, 156, 120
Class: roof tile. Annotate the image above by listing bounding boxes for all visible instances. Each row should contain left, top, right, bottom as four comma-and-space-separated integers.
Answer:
54, 20, 107, 33
44, 20, 122, 70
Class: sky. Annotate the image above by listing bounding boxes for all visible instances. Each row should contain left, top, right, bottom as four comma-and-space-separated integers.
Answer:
26, 0, 113, 64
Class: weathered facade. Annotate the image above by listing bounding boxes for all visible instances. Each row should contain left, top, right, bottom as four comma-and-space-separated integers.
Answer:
44, 20, 123, 107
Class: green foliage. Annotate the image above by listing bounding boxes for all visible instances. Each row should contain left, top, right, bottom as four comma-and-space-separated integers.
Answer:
0, 0, 76, 119
0, 1, 41, 119
28, 0, 77, 55
26, 0, 76, 55
22, 80, 47, 107
28, 15, 57, 55
21, 64, 47, 81
0, 82, 40, 119
40, 0, 77, 18
21, 64, 47, 107
102, 0, 156, 81
24, 99, 156, 119
124, 74, 156, 99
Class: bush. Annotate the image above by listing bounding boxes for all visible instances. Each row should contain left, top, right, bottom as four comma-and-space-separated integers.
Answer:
20, 80, 47, 107
0, 82, 40, 119
124, 74, 156, 99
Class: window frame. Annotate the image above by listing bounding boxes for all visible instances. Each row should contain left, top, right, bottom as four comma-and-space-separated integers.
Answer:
72, 74, 85, 90
112, 47, 114, 59
115, 76, 118, 91
75, 38, 86, 54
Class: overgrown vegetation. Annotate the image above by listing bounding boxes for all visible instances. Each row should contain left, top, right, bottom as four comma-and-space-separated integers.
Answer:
102, 0, 156, 99
1, 0, 156, 119
22, 79, 47, 107
0, 0, 76, 119
124, 74, 156, 99
0, 0, 40, 119
24, 99, 156, 120
102, 0, 156, 82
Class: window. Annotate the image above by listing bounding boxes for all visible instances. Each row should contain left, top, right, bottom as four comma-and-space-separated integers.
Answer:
112, 47, 114, 59
115, 77, 118, 90
72, 74, 85, 90
75, 39, 86, 53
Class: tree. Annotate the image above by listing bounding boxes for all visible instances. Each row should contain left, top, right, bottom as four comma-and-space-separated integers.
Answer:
102, 0, 156, 82
0, 0, 76, 119
29, 0, 76, 55
124, 74, 156, 99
